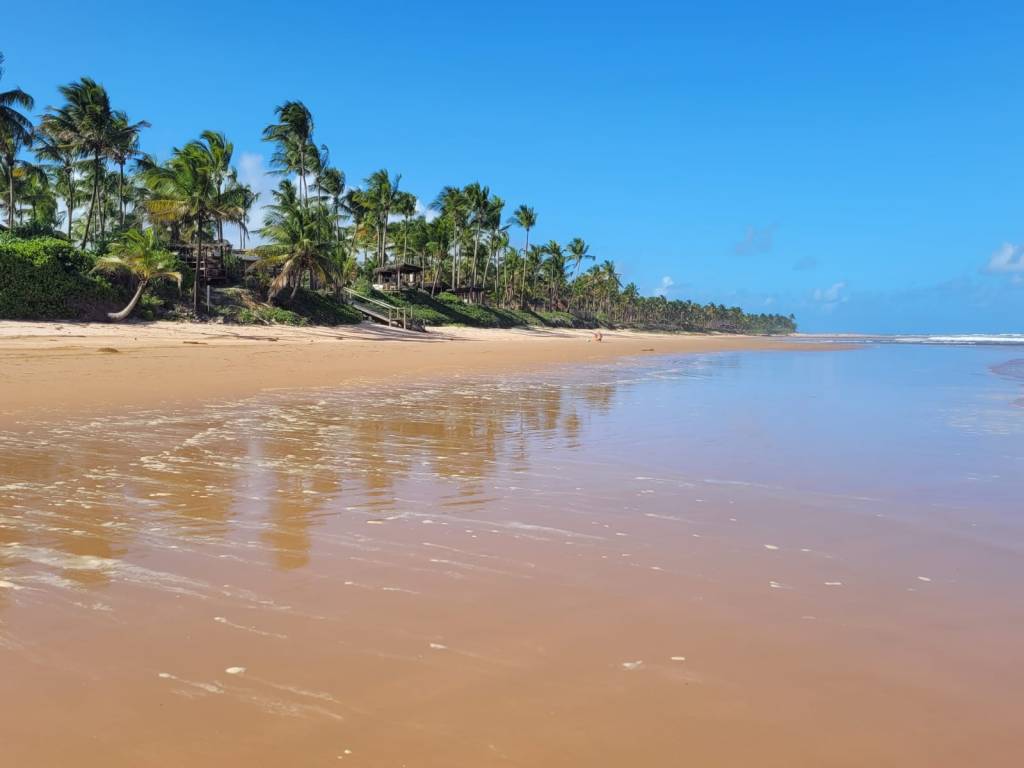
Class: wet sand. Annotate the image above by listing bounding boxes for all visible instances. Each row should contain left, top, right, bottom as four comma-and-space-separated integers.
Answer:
2, 335, 1022, 766
0, 320, 824, 424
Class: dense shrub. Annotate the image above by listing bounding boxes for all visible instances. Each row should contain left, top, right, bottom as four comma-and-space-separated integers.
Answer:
0, 235, 122, 320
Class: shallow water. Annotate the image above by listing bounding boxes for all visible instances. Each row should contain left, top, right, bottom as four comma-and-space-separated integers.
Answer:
1, 345, 1023, 766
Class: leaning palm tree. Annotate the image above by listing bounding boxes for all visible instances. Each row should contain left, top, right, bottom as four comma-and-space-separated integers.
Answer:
92, 228, 181, 321
249, 180, 337, 301
0, 53, 34, 230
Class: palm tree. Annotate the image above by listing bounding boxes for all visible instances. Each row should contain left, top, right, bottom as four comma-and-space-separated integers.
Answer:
141, 133, 244, 312
17, 163, 58, 230
262, 101, 315, 206
481, 195, 506, 295
464, 182, 490, 291
432, 185, 468, 289
597, 259, 621, 314
250, 180, 337, 301
108, 112, 148, 228
0, 53, 34, 230
44, 78, 146, 248
357, 169, 402, 268
394, 190, 417, 263
237, 183, 259, 249
314, 166, 345, 242
511, 204, 537, 306
91, 228, 181, 321
542, 240, 567, 309
35, 119, 79, 239
198, 130, 236, 242
567, 237, 594, 279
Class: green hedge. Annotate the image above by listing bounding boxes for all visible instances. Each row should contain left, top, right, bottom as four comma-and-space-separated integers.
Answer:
0, 235, 121, 320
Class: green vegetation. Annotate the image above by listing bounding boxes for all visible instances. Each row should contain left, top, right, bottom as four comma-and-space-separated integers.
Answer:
366, 287, 583, 329
0, 52, 796, 334
0, 234, 120, 319
91, 228, 181, 320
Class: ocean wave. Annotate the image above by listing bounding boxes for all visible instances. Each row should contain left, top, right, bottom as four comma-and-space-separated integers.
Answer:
891, 335, 1024, 346
796, 334, 1024, 346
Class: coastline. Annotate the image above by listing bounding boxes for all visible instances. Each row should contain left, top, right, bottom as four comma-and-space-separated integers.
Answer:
0, 320, 843, 425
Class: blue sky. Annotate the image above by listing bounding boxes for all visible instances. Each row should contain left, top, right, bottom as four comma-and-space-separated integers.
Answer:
5, 0, 1023, 332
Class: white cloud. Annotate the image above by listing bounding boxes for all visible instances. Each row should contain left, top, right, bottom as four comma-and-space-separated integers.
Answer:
985, 243, 1024, 274
653, 276, 675, 296
415, 197, 439, 223
812, 282, 849, 312
223, 152, 277, 248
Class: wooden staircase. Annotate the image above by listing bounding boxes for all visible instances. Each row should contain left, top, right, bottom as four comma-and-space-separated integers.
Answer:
343, 288, 422, 330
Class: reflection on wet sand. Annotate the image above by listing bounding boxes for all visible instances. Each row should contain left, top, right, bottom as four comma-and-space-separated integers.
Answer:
1, 353, 1023, 767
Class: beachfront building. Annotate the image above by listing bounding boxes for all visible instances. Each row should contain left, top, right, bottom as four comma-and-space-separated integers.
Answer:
373, 262, 423, 292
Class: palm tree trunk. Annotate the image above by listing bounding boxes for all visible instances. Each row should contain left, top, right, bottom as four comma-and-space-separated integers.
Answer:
108, 280, 148, 321
118, 162, 126, 228
194, 217, 203, 315
471, 226, 481, 293
481, 235, 495, 300
66, 175, 75, 241
519, 230, 530, 308
80, 154, 101, 249
6, 163, 14, 231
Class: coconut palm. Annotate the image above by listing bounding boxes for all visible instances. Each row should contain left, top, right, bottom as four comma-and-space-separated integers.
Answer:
141, 133, 244, 312
394, 190, 417, 263
481, 195, 506, 295
262, 101, 315, 206
197, 130, 237, 242
0, 54, 34, 230
511, 204, 537, 306
566, 237, 594, 279
92, 228, 181, 321
43, 78, 146, 247
108, 112, 148, 228
17, 163, 58, 230
237, 183, 260, 249
34, 119, 80, 239
314, 166, 345, 242
542, 240, 567, 309
464, 182, 491, 291
249, 180, 337, 300
431, 185, 469, 289
357, 169, 402, 268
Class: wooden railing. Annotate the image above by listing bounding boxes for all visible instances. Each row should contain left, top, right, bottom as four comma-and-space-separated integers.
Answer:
343, 288, 408, 329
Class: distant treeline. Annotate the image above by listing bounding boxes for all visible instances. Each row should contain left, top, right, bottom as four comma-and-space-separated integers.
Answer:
0, 53, 795, 333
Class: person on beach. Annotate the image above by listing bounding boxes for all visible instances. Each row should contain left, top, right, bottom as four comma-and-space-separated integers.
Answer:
592, 331, 603, 342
